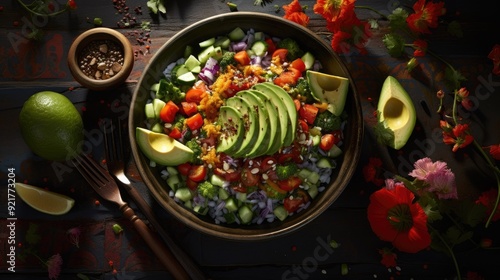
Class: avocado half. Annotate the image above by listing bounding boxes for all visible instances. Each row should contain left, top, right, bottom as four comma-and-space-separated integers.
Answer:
136, 127, 194, 166
376, 76, 416, 150
306, 70, 350, 116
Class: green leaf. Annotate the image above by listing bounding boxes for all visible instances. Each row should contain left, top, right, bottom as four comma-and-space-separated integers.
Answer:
452, 200, 487, 228
388, 8, 409, 30
147, 0, 166, 14
368, 19, 379, 29
373, 112, 395, 147
382, 33, 405, 57
445, 67, 467, 89
445, 226, 473, 246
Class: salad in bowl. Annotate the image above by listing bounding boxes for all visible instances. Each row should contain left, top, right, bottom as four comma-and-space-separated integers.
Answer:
129, 13, 363, 240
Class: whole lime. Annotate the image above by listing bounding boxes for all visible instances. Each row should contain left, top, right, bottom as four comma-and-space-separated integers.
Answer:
19, 91, 84, 161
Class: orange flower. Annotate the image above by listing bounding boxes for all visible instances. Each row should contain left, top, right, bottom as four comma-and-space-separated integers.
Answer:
313, 0, 355, 23
367, 184, 431, 253
406, 0, 445, 34
283, 0, 310, 27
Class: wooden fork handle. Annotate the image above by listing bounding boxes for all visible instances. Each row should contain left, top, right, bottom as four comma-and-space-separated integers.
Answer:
120, 203, 190, 280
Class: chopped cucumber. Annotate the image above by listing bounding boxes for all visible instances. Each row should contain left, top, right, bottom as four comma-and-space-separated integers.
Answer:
152, 98, 166, 119
166, 166, 178, 175
175, 188, 193, 202
177, 71, 197, 86
210, 174, 225, 187
238, 205, 253, 224
214, 36, 231, 49
193, 205, 208, 215
190, 65, 201, 74
184, 200, 192, 209
228, 27, 245, 41
236, 192, 247, 202
317, 158, 333, 168
166, 175, 180, 191
218, 187, 229, 200
150, 82, 160, 92
254, 31, 265, 41
184, 55, 201, 71
297, 168, 312, 180
198, 45, 215, 64
145, 103, 155, 119
150, 122, 163, 133
184, 45, 193, 58
307, 184, 319, 199
273, 205, 288, 221
311, 134, 321, 146
199, 37, 215, 48
251, 40, 268, 56
301, 52, 315, 70
212, 46, 223, 60
306, 171, 320, 185
327, 145, 343, 158
225, 197, 238, 212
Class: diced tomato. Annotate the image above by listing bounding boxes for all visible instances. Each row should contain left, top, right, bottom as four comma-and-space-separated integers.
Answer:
260, 156, 277, 172
234, 50, 250, 66
159, 101, 179, 123
260, 180, 287, 196
265, 38, 276, 54
168, 127, 182, 139
299, 104, 319, 124
186, 113, 203, 131
180, 101, 198, 116
290, 58, 306, 73
214, 167, 241, 182
272, 48, 288, 62
294, 99, 301, 111
185, 88, 206, 104
277, 176, 302, 191
188, 165, 207, 182
177, 163, 192, 176
241, 167, 260, 187
227, 81, 251, 97
320, 134, 336, 151
297, 119, 309, 134
283, 190, 310, 213
332, 130, 343, 144
186, 178, 198, 190
273, 68, 301, 87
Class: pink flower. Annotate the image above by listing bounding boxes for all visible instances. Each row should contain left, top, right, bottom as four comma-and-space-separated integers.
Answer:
425, 170, 458, 199
409, 158, 458, 199
408, 158, 447, 181
67, 227, 81, 248
46, 253, 63, 279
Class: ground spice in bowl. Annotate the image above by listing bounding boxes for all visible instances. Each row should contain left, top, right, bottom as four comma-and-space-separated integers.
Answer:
78, 39, 124, 80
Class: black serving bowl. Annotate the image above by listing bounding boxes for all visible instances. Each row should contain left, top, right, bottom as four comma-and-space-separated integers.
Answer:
129, 12, 363, 240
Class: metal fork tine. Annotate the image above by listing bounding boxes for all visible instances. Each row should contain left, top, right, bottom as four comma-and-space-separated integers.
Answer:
72, 153, 118, 202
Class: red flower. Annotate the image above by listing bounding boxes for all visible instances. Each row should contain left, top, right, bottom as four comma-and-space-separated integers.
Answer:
283, 0, 310, 27
406, 0, 445, 34
367, 185, 431, 253
362, 157, 384, 186
476, 189, 500, 222
327, 14, 372, 54
488, 144, 500, 160
66, 0, 77, 10
488, 44, 500, 76
313, 0, 355, 23
442, 123, 474, 152
413, 39, 428, 57
379, 248, 397, 268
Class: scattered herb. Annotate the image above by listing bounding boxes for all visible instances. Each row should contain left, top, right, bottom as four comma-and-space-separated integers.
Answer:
112, 223, 123, 234
254, 0, 274, 7
147, 0, 166, 14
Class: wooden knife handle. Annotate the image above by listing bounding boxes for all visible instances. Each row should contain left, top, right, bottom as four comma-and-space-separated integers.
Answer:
120, 203, 190, 280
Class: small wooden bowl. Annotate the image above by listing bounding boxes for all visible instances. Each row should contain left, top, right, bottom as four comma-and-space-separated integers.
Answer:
67, 27, 134, 91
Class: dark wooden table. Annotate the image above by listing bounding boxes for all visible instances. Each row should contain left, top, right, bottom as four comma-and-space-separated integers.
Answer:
1, 1, 499, 279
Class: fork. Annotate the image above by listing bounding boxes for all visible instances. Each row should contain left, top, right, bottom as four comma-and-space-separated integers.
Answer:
103, 119, 206, 280
71, 153, 190, 280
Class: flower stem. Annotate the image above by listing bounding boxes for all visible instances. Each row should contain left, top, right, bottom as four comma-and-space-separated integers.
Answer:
429, 225, 461, 280
355, 6, 389, 20
16, 0, 69, 17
